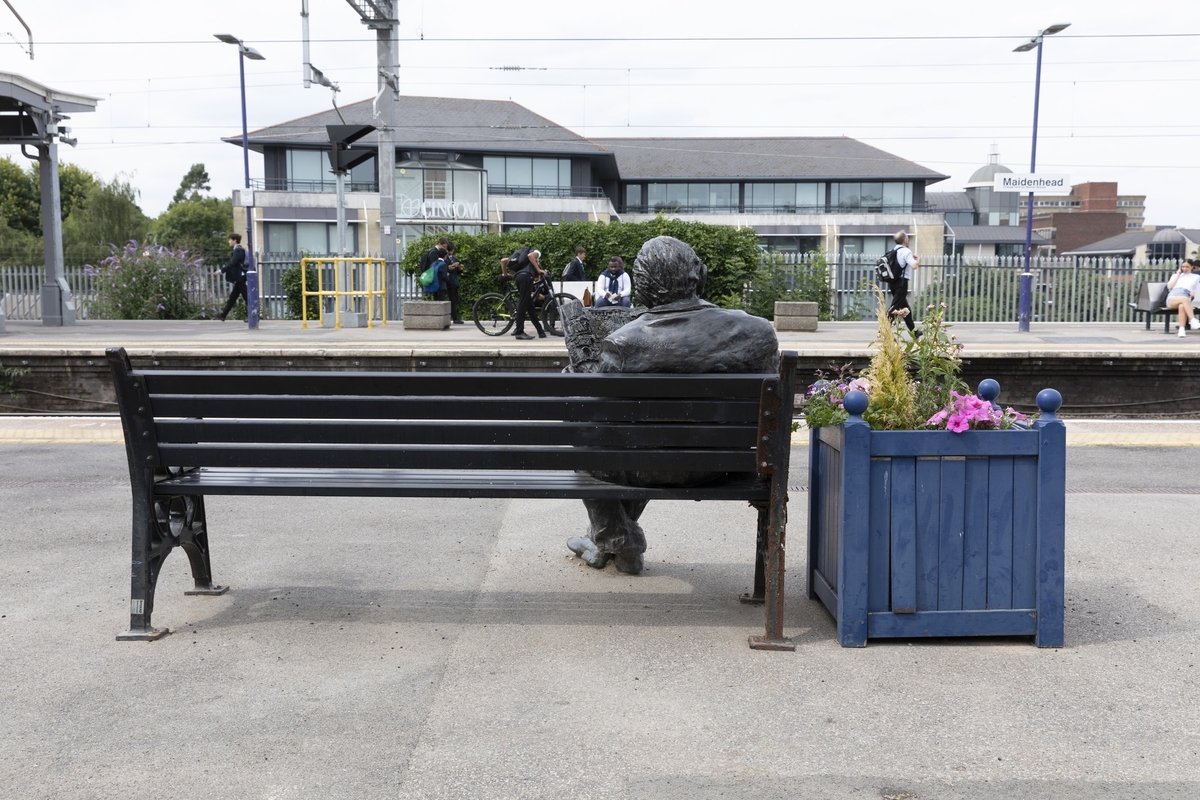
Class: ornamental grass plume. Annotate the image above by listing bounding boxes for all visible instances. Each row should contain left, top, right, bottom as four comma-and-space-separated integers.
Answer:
862, 285, 916, 430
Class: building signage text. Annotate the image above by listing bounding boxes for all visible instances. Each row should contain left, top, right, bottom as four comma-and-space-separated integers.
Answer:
398, 198, 482, 220
993, 174, 1071, 195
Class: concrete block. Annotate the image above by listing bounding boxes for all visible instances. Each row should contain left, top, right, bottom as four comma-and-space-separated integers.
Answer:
774, 301, 819, 317
775, 316, 819, 332
402, 300, 451, 330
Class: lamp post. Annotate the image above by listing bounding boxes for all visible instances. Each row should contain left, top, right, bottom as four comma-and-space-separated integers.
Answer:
215, 33, 265, 330
1013, 22, 1070, 332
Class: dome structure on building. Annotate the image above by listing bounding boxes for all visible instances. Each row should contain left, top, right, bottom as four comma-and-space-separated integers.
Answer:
1151, 228, 1185, 243
965, 145, 1013, 189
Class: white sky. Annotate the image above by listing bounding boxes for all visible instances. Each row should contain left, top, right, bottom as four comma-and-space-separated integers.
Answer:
2, 0, 1196, 225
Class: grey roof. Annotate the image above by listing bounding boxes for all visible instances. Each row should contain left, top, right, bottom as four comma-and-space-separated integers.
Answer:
950, 226, 1047, 245
234, 95, 607, 157
590, 137, 948, 182
925, 191, 975, 212
1060, 231, 1157, 256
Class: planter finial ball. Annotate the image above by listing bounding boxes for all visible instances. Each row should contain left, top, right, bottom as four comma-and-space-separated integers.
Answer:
977, 379, 1001, 403
843, 389, 869, 417
1036, 388, 1062, 416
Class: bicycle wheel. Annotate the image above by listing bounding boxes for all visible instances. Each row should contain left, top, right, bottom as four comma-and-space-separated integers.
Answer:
473, 292, 516, 336
541, 293, 578, 335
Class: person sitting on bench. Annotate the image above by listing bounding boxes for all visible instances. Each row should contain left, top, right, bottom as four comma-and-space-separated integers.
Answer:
1167, 258, 1200, 338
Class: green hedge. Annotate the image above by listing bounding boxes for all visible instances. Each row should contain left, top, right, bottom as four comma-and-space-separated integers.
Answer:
401, 218, 760, 310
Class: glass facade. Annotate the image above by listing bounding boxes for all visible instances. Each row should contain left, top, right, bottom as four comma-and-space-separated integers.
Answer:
264, 221, 359, 254
624, 181, 913, 214
285, 148, 375, 191
831, 182, 913, 213
484, 156, 572, 196
395, 162, 485, 222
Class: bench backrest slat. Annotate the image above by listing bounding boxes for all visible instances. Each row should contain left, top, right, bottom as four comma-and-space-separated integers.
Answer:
146, 395, 763, 424
142, 371, 770, 399
156, 443, 758, 473
155, 419, 758, 449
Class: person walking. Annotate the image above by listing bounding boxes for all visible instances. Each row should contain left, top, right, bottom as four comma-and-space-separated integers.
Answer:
888, 230, 920, 337
215, 233, 248, 321
562, 246, 587, 281
593, 256, 632, 307
501, 246, 545, 340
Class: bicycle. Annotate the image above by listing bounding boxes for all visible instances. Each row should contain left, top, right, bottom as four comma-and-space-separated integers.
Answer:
473, 272, 578, 337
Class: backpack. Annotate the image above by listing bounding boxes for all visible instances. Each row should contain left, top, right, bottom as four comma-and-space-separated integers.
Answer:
420, 258, 443, 293
225, 245, 247, 283
508, 247, 532, 273
875, 248, 901, 283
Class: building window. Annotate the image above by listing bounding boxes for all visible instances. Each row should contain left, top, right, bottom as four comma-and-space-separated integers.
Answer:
831, 182, 912, 213
284, 148, 375, 192
944, 211, 974, 226
395, 162, 485, 222
745, 183, 824, 213
484, 156, 572, 197
264, 221, 359, 254
624, 184, 643, 210
643, 183, 738, 213
996, 244, 1025, 257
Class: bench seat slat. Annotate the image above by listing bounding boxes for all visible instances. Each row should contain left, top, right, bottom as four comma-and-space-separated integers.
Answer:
142, 370, 772, 399
155, 443, 759, 472
154, 419, 758, 448
153, 468, 771, 501
148, 395, 763, 423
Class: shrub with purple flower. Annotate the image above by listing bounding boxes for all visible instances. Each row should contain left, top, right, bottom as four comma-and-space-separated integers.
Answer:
85, 240, 212, 320
801, 365, 871, 429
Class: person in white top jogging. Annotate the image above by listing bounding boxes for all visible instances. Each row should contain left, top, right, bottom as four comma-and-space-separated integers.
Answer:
1166, 258, 1200, 338
888, 230, 919, 337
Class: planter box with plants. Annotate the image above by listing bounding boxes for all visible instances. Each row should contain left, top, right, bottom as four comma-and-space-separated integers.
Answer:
802, 296, 1066, 647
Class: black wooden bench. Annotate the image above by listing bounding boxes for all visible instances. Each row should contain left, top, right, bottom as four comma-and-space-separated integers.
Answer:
106, 347, 799, 651
1131, 281, 1200, 332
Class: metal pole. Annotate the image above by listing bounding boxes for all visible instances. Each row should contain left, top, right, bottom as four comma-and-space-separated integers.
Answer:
1018, 38, 1044, 333
239, 48, 260, 330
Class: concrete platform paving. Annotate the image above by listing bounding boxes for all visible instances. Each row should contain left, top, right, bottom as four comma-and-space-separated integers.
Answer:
1, 440, 1198, 798
4, 317, 1200, 358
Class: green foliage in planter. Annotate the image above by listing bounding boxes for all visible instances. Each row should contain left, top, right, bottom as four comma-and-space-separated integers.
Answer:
400, 218, 760, 311
718, 251, 834, 320
281, 262, 321, 320
85, 240, 209, 320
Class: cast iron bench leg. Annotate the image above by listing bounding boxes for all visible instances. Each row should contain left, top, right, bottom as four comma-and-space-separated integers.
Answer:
117, 479, 226, 642
739, 501, 768, 606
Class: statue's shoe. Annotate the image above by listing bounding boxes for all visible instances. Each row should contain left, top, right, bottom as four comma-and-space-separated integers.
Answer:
566, 536, 610, 569
613, 552, 644, 575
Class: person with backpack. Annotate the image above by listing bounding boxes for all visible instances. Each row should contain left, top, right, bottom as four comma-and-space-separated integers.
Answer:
886, 230, 920, 337
562, 246, 587, 281
500, 246, 545, 340
215, 233, 248, 321
444, 242, 464, 324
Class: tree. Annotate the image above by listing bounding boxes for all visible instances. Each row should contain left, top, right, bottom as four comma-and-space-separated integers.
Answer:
62, 176, 151, 263
58, 163, 98, 220
0, 157, 41, 236
171, 163, 212, 206
152, 195, 233, 265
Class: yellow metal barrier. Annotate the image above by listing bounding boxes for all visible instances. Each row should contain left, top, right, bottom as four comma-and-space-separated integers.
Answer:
300, 257, 388, 329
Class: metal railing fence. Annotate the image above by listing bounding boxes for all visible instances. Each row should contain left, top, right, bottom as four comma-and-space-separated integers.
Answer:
5, 253, 1182, 325
766, 253, 1182, 323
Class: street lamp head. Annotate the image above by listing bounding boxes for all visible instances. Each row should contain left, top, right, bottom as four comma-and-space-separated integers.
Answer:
1043, 23, 1071, 36
1013, 40, 1039, 53
214, 33, 241, 45
242, 46, 265, 61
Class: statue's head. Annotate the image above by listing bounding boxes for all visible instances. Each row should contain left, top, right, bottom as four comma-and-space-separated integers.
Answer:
632, 236, 707, 308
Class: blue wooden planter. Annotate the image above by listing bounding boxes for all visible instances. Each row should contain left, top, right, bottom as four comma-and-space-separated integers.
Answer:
806, 384, 1066, 647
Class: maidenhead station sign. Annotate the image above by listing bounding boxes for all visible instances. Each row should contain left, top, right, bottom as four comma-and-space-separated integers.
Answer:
993, 173, 1071, 195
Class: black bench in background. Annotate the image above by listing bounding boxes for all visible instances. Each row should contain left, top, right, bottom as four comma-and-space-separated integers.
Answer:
1131, 281, 1200, 332
107, 347, 799, 651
